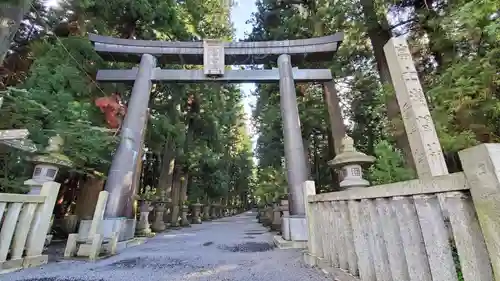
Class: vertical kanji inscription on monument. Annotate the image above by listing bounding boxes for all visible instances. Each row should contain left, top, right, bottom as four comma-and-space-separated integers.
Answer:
384, 37, 448, 178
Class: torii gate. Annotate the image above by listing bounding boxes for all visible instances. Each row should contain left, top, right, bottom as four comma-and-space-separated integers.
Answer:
90, 33, 344, 241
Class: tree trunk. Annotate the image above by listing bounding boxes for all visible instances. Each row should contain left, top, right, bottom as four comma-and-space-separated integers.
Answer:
360, 0, 416, 171
157, 137, 176, 200
170, 164, 182, 227
0, 1, 30, 65
303, 138, 312, 179
322, 81, 346, 154
179, 173, 188, 205
75, 175, 104, 220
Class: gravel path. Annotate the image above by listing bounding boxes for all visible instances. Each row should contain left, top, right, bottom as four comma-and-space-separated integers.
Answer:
3, 211, 330, 281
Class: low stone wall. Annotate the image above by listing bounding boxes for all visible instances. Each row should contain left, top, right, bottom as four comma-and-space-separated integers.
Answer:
0, 182, 60, 273
303, 144, 500, 281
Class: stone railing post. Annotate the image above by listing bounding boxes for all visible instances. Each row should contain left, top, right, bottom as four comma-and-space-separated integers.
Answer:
303, 181, 317, 265
459, 144, 500, 280
87, 191, 108, 242
24, 182, 60, 263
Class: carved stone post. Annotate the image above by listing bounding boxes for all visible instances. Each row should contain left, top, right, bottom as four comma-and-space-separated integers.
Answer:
278, 54, 308, 216
135, 200, 153, 236
104, 54, 157, 218
384, 37, 448, 179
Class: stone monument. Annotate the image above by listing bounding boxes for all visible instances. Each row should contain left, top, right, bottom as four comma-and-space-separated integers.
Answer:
384, 37, 448, 179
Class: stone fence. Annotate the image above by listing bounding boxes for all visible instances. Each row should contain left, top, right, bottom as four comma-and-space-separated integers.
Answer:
303, 143, 500, 281
0, 182, 60, 273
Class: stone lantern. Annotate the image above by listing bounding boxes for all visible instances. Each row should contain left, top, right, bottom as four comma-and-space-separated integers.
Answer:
23, 135, 73, 245
180, 204, 191, 227
24, 135, 73, 194
191, 200, 203, 224
328, 136, 375, 189
135, 197, 154, 236
151, 195, 167, 232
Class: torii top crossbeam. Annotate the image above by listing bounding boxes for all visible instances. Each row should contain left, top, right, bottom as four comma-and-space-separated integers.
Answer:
89, 33, 344, 65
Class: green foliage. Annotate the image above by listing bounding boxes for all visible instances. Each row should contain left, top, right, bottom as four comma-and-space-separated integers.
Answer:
253, 167, 287, 204
367, 141, 415, 185
0, 36, 117, 191
5, 37, 116, 165
249, 0, 499, 192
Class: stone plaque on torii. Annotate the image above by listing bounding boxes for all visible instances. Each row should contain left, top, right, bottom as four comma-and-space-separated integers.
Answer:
89, 32, 344, 242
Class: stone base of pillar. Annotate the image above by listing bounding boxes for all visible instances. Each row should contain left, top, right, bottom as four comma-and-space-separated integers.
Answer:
289, 215, 308, 241
273, 215, 308, 249
78, 218, 136, 242
273, 235, 307, 249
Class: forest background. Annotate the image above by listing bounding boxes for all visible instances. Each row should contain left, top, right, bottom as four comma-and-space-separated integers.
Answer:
0, 0, 498, 207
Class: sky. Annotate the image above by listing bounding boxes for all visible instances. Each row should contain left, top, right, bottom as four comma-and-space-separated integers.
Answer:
230, 1, 259, 151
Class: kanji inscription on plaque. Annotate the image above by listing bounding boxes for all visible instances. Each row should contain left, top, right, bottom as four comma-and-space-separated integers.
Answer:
203, 39, 225, 76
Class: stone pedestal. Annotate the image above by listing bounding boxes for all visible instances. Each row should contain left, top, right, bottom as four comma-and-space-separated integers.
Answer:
275, 181, 315, 250
217, 205, 224, 218
262, 206, 273, 227
202, 205, 211, 221
210, 204, 218, 220
271, 203, 282, 231
180, 205, 190, 227
135, 200, 152, 236
282, 215, 291, 240
289, 215, 308, 241
79, 218, 136, 242
192, 203, 202, 224
257, 209, 264, 223
151, 202, 166, 232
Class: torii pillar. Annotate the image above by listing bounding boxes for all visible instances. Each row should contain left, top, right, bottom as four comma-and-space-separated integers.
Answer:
103, 54, 157, 219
